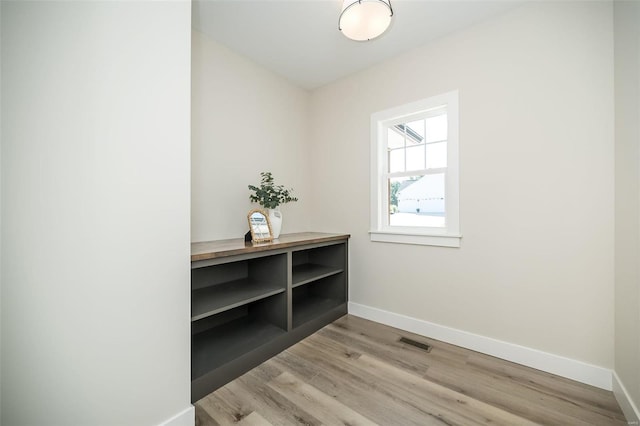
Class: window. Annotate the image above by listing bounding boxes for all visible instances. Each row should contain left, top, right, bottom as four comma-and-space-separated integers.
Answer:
370, 91, 460, 247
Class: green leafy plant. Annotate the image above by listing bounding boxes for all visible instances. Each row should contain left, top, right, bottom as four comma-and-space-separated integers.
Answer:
248, 172, 298, 209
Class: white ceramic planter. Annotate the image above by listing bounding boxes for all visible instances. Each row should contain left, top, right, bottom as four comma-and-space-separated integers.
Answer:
268, 209, 283, 239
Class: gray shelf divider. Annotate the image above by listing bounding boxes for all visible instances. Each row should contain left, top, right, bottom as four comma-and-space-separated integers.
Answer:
292, 263, 344, 288
191, 279, 285, 321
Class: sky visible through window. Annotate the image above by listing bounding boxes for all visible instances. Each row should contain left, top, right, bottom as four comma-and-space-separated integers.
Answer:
388, 113, 447, 227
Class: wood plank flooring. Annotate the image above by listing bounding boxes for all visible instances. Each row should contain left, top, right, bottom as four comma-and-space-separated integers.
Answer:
195, 315, 627, 426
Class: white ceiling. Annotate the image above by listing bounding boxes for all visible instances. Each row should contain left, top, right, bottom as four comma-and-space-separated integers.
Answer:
192, 0, 523, 90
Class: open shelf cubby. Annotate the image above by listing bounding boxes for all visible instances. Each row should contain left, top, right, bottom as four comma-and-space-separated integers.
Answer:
190, 233, 349, 402
292, 272, 346, 328
292, 243, 346, 288
191, 254, 287, 321
191, 296, 287, 380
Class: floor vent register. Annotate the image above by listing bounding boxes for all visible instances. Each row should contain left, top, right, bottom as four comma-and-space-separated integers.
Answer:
398, 336, 432, 352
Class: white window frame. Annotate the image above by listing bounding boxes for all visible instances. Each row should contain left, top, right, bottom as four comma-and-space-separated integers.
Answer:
370, 90, 461, 248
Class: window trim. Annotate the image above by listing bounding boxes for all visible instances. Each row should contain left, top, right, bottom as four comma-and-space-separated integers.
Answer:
370, 91, 461, 248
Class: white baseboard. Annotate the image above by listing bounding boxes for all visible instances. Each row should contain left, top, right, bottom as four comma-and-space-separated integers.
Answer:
613, 371, 640, 425
348, 302, 612, 390
158, 405, 195, 426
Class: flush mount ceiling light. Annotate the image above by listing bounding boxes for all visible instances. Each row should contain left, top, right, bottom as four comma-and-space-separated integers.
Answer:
339, 0, 394, 41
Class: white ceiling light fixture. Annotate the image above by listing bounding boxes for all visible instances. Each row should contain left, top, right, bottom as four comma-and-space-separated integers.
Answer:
339, 0, 394, 42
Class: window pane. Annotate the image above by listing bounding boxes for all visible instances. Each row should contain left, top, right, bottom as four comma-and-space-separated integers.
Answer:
426, 142, 447, 169
406, 119, 425, 140
426, 114, 447, 142
405, 144, 425, 171
388, 148, 404, 173
389, 174, 445, 228
387, 128, 405, 149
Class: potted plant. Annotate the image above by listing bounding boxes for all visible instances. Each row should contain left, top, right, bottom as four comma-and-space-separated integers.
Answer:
248, 172, 298, 238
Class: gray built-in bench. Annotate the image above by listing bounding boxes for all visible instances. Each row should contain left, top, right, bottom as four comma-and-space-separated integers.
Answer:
190, 232, 350, 402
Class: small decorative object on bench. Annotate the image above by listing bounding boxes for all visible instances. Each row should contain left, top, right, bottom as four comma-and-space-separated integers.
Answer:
248, 172, 298, 239
247, 209, 273, 243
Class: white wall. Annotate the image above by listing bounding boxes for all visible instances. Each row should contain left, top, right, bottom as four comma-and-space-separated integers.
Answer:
614, 0, 640, 419
310, 2, 615, 369
1, 2, 192, 425
191, 31, 310, 242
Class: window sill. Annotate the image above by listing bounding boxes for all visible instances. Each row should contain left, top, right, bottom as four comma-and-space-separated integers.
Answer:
369, 230, 461, 248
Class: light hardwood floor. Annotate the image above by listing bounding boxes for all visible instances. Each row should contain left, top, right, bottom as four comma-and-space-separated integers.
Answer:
195, 315, 627, 426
